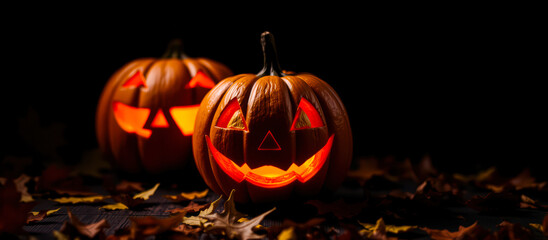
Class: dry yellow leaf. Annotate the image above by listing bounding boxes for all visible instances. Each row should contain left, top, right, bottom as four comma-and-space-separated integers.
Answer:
237, 217, 265, 230
164, 189, 209, 201
30, 208, 61, 216
359, 218, 416, 237
100, 202, 129, 210
182, 192, 222, 227
180, 189, 208, 199
133, 183, 160, 200
51, 195, 109, 204
277, 227, 297, 240
529, 223, 543, 232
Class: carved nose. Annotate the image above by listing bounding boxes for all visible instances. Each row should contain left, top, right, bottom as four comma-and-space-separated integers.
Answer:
258, 131, 281, 151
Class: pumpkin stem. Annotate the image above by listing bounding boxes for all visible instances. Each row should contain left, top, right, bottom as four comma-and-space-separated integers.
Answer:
257, 31, 285, 77
161, 39, 189, 59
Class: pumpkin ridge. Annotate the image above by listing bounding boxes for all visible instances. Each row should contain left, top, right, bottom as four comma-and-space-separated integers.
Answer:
178, 58, 193, 101
98, 60, 153, 170
196, 58, 232, 80
196, 75, 247, 195
106, 59, 157, 174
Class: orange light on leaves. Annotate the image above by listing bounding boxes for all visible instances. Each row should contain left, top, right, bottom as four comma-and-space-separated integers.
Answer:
205, 134, 334, 188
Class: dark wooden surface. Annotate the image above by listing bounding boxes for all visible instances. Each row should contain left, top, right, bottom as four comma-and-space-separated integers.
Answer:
23, 188, 214, 237
23, 183, 548, 239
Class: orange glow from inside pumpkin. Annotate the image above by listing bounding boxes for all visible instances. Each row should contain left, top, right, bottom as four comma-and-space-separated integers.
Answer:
113, 102, 200, 138
185, 71, 216, 89
205, 134, 334, 188
170, 104, 200, 136
122, 71, 147, 88
113, 102, 152, 138
290, 98, 324, 131
216, 98, 248, 131
150, 109, 169, 128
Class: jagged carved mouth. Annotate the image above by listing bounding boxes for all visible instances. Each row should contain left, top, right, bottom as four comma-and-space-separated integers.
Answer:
205, 134, 334, 188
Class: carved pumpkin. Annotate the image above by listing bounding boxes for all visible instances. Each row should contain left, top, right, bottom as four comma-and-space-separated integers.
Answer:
193, 32, 352, 203
96, 40, 232, 174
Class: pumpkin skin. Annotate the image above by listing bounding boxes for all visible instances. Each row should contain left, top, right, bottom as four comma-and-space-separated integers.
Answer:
96, 40, 232, 174
193, 32, 352, 203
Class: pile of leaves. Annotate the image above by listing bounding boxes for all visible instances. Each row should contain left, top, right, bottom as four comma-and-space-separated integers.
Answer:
1, 154, 548, 239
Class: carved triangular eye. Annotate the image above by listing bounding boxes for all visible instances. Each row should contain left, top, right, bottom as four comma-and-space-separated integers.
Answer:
123, 71, 147, 88
293, 110, 311, 129
290, 98, 324, 131
185, 70, 215, 89
216, 98, 248, 131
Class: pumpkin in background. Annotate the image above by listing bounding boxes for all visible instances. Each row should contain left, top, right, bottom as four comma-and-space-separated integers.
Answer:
96, 40, 232, 174
193, 32, 352, 203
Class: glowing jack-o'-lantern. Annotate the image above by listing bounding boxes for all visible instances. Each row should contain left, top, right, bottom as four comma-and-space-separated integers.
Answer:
96, 40, 232, 174
193, 32, 352, 203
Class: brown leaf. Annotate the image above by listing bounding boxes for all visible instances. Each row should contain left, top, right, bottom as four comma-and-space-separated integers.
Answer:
421, 222, 493, 240
14, 174, 34, 202
412, 176, 464, 207
347, 157, 421, 186
166, 201, 209, 215
453, 167, 504, 186
520, 194, 548, 210
0, 179, 36, 233
57, 209, 110, 239
27, 208, 61, 224
413, 155, 438, 181
182, 193, 223, 227
115, 180, 144, 193
36, 164, 71, 191
205, 207, 275, 240
529, 214, 548, 238
37, 164, 96, 196
387, 158, 419, 183
108, 183, 159, 209
495, 221, 535, 240
130, 214, 184, 237
133, 183, 159, 200
509, 168, 548, 191
203, 189, 246, 224
202, 189, 275, 240
172, 223, 203, 237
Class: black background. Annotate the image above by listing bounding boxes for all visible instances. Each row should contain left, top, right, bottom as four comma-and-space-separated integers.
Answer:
2, 6, 545, 178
